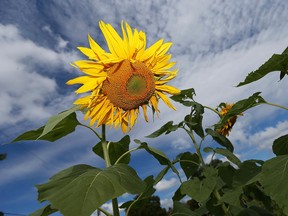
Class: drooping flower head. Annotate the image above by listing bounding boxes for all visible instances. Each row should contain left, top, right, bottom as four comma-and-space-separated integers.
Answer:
67, 21, 180, 132
217, 103, 242, 136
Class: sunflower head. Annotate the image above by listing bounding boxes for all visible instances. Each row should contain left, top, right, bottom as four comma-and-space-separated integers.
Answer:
217, 103, 242, 136
67, 21, 180, 132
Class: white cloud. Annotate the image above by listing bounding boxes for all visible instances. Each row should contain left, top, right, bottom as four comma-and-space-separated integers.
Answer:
0, 24, 78, 126
231, 120, 288, 151
155, 177, 178, 191
160, 198, 173, 210
171, 137, 192, 150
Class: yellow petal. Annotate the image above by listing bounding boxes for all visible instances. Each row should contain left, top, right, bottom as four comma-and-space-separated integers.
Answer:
156, 85, 181, 95
141, 105, 148, 122
88, 34, 106, 60
157, 42, 172, 56
99, 21, 127, 58
156, 91, 176, 110
150, 95, 160, 113
77, 47, 97, 59
74, 95, 91, 105
75, 77, 106, 93
138, 39, 163, 61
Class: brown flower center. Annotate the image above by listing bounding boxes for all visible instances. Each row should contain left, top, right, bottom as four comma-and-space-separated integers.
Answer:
102, 60, 155, 110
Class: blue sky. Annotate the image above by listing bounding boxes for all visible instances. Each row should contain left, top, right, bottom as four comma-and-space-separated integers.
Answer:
1, 0, 288, 215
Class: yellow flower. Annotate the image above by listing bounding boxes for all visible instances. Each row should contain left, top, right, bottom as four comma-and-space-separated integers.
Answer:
217, 103, 242, 136
67, 21, 180, 132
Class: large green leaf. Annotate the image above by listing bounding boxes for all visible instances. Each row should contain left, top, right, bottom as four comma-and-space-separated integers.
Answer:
180, 166, 218, 203
179, 152, 200, 179
237, 47, 288, 86
205, 128, 234, 152
260, 155, 288, 215
170, 201, 201, 216
233, 160, 262, 187
11, 112, 80, 142
39, 105, 81, 139
37, 164, 146, 216
93, 135, 131, 164
272, 134, 288, 156
30, 204, 58, 216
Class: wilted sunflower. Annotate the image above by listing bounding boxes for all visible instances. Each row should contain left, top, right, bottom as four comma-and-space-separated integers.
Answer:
217, 103, 242, 136
67, 21, 180, 132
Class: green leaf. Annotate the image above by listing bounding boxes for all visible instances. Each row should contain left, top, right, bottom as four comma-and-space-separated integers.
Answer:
204, 147, 241, 167
260, 155, 288, 215
272, 134, 288, 156
134, 139, 170, 165
37, 164, 146, 216
170, 88, 196, 106
170, 201, 201, 216
206, 128, 234, 152
180, 166, 218, 203
11, 112, 80, 143
185, 102, 205, 138
218, 163, 236, 187
93, 135, 131, 164
0, 153, 7, 161
220, 187, 243, 207
215, 93, 265, 131
29, 204, 58, 216
146, 121, 174, 138
154, 166, 170, 185
237, 47, 288, 86
120, 176, 156, 210
39, 105, 81, 139
134, 139, 180, 180
233, 160, 262, 187
179, 152, 200, 179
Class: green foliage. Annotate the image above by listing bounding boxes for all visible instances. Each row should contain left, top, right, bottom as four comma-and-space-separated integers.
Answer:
215, 92, 266, 131
260, 155, 288, 215
205, 129, 234, 152
11, 109, 80, 143
178, 152, 200, 179
0, 153, 6, 161
170, 201, 200, 216
93, 135, 131, 164
181, 166, 218, 203
37, 164, 146, 216
237, 47, 288, 86
272, 134, 288, 156
30, 204, 58, 216
11, 47, 288, 216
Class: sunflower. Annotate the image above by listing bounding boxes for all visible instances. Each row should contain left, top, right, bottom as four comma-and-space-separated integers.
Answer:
67, 21, 180, 132
217, 103, 242, 136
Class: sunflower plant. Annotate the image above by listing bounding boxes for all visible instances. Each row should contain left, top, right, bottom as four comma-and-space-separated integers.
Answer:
11, 22, 288, 216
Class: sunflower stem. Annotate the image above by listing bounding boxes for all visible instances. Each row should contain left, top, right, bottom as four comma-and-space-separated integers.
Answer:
184, 128, 205, 166
213, 190, 232, 216
101, 125, 120, 216
203, 105, 221, 116
265, 101, 288, 111
79, 123, 102, 140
